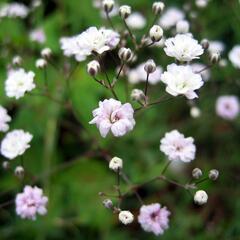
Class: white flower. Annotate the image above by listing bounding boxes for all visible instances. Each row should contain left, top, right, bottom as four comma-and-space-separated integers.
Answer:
0, 106, 11, 132
109, 157, 123, 171
176, 20, 190, 34
216, 95, 240, 120
60, 27, 120, 62
36, 58, 47, 69
5, 68, 36, 99
0, 3, 29, 18
128, 63, 162, 85
159, 7, 185, 30
41, 48, 52, 58
29, 28, 46, 44
191, 63, 210, 81
149, 25, 163, 42
119, 5, 131, 19
194, 190, 208, 205
195, 0, 209, 8
119, 211, 134, 225
229, 45, 240, 69
208, 41, 225, 54
190, 107, 201, 118
89, 99, 135, 138
161, 64, 204, 99
164, 34, 204, 62
160, 130, 196, 162
1, 130, 33, 160
126, 12, 146, 29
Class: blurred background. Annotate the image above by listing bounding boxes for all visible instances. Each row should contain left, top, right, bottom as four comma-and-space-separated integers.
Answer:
0, 0, 240, 239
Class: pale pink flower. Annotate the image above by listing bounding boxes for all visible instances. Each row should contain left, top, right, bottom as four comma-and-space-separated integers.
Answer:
138, 203, 170, 236
89, 99, 135, 138
29, 28, 46, 44
16, 186, 48, 220
216, 95, 239, 120
160, 130, 196, 162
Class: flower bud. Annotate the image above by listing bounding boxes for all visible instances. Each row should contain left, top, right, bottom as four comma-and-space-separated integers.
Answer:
12, 56, 22, 66
192, 168, 202, 179
14, 166, 24, 179
119, 5, 131, 19
131, 89, 145, 101
118, 47, 133, 62
41, 48, 52, 59
2, 161, 10, 170
194, 190, 208, 205
190, 107, 201, 118
210, 52, 221, 64
102, 199, 113, 209
36, 58, 47, 69
149, 25, 163, 42
109, 157, 123, 172
119, 210, 134, 225
152, 2, 165, 15
102, 0, 114, 13
176, 20, 190, 34
87, 60, 100, 76
208, 169, 219, 181
144, 59, 156, 74
201, 39, 209, 50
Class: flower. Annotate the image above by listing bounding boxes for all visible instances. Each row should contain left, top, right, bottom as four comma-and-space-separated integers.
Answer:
128, 63, 162, 85
1, 130, 33, 160
5, 68, 36, 99
159, 7, 184, 30
216, 95, 239, 120
190, 106, 201, 118
208, 41, 225, 54
29, 28, 46, 44
164, 34, 204, 62
195, 0, 209, 8
16, 186, 48, 220
119, 210, 134, 225
109, 157, 123, 171
0, 3, 29, 18
161, 64, 204, 99
191, 63, 210, 81
160, 130, 196, 162
126, 12, 146, 29
194, 190, 208, 205
36, 58, 47, 69
138, 203, 170, 236
176, 20, 190, 34
89, 99, 135, 138
229, 45, 240, 69
0, 106, 11, 132
60, 27, 120, 62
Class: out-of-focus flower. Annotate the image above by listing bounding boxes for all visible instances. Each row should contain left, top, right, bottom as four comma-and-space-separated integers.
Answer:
216, 95, 239, 120
164, 34, 204, 62
229, 45, 240, 69
208, 41, 225, 54
14, 166, 25, 179
191, 63, 210, 81
16, 186, 48, 220
5, 68, 35, 99
119, 5, 131, 19
0, 3, 29, 18
0, 106, 11, 132
160, 129, 196, 162
131, 89, 145, 101
128, 63, 162, 85
29, 28, 46, 44
36, 58, 47, 69
209, 169, 219, 180
41, 48, 52, 59
119, 210, 134, 224
195, 0, 209, 8
12, 56, 22, 66
102, 0, 115, 13
138, 203, 170, 236
89, 99, 135, 138
1, 130, 33, 160
161, 64, 204, 99
190, 106, 201, 118
126, 12, 146, 29
60, 27, 120, 62
109, 157, 123, 171
159, 7, 185, 30
176, 20, 190, 34
152, 2, 165, 15
192, 168, 203, 179
194, 190, 208, 205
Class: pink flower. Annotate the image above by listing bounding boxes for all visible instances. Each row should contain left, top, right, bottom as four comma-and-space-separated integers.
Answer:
138, 203, 170, 236
160, 130, 196, 162
89, 99, 135, 138
216, 95, 239, 120
15, 186, 48, 220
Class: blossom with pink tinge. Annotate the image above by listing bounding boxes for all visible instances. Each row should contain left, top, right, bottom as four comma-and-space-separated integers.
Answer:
89, 99, 135, 138
138, 203, 170, 236
16, 186, 48, 220
160, 130, 196, 162
216, 95, 239, 120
